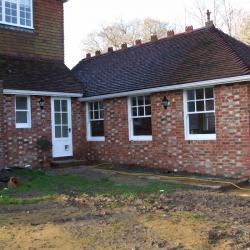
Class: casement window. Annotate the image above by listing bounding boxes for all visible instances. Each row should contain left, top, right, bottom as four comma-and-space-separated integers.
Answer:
184, 87, 216, 140
0, 0, 33, 28
128, 95, 152, 141
15, 95, 31, 128
86, 101, 105, 141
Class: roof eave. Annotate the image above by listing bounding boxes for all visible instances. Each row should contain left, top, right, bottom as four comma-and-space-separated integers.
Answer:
79, 74, 250, 101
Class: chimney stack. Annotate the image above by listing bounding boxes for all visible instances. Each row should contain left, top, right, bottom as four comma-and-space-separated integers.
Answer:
135, 39, 142, 46
95, 50, 101, 56
121, 43, 127, 49
167, 30, 175, 37
205, 9, 214, 27
108, 47, 113, 53
86, 53, 91, 58
150, 34, 158, 42
185, 26, 193, 32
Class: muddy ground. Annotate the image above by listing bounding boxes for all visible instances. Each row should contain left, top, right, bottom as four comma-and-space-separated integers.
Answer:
0, 189, 250, 250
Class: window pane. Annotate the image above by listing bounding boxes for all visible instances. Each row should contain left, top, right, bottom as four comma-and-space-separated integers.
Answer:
189, 113, 215, 134
54, 100, 60, 112
187, 90, 195, 100
62, 113, 68, 124
0, 1, 2, 21
206, 100, 214, 111
188, 102, 195, 112
61, 100, 67, 112
16, 96, 27, 110
91, 120, 104, 137
62, 126, 69, 137
133, 117, 152, 136
55, 126, 62, 138
196, 101, 204, 111
145, 106, 151, 116
196, 89, 204, 99
99, 101, 104, 110
137, 96, 144, 106
205, 88, 214, 99
138, 106, 144, 116
16, 111, 27, 123
132, 107, 137, 117
89, 111, 93, 120
55, 113, 61, 125
131, 97, 137, 106
145, 96, 151, 105
100, 110, 104, 119
94, 111, 99, 119
94, 102, 98, 110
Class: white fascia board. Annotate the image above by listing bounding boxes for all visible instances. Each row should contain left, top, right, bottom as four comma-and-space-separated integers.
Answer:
79, 74, 250, 102
3, 89, 83, 97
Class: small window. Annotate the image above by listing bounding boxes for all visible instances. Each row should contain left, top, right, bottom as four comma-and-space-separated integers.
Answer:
184, 88, 216, 140
128, 95, 152, 141
15, 96, 31, 128
87, 101, 104, 141
0, 0, 33, 28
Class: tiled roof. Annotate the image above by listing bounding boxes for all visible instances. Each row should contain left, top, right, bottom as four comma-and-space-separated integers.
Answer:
72, 26, 250, 98
0, 55, 83, 94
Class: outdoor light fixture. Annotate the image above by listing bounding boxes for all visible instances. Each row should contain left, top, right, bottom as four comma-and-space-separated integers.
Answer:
162, 96, 170, 109
38, 97, 45, 110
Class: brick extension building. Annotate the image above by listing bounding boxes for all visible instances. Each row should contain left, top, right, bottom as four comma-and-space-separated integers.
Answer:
0, 0, 250, 178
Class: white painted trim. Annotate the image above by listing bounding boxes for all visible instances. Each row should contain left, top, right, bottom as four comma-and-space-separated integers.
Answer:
79, 75, 250, 102
4, 89, 82, 97
127, 97, 152, 141
51, 97, 73, 157
183, 89, 216, 141
15, 95, 31, 128
86, 102, 105, 142
0, 0, 34, 29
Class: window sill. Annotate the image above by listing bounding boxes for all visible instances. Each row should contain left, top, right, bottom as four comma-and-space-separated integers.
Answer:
185, 134, 216, 141
87, 136, 105, 142
129, 135, 152, 141
0, 22, 34, 32
16, 124, 31, 129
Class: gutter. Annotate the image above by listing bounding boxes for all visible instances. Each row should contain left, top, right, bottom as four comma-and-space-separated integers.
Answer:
79, 74, 250, 101
3, 89, 83, 97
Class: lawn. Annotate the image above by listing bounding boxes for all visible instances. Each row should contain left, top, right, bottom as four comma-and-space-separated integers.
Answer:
0, 168, 185, 205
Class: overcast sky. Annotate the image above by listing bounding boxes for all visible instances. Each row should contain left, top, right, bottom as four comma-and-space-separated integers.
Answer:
64, 0, 250, 69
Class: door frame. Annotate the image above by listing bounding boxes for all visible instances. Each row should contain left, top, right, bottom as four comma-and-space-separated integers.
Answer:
51, 97, 73, 158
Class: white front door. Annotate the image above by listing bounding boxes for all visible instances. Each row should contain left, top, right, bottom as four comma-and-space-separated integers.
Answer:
51, 98, 73, 158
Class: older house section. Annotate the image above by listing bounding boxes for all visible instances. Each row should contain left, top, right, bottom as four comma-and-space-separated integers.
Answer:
73, 25, 250, 178
0, 0, 84, 168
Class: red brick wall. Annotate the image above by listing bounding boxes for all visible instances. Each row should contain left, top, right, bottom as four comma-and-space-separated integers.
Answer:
84, 82, 250, 178
3, 96, 85, 167
0, 81, 4, 169
0, 0, 64, 61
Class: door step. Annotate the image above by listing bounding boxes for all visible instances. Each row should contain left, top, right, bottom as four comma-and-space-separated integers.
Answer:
51, 159, 86, 168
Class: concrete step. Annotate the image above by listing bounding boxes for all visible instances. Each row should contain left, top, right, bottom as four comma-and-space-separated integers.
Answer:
51, 159, 86, 168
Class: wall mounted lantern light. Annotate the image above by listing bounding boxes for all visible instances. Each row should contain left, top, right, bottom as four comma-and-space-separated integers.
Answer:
162, 96, 170, 109
38, 97, 45, 110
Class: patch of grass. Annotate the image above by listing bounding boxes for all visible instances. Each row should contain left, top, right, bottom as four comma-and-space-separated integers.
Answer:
0, 168, 186, 205
171, 211, 206, 222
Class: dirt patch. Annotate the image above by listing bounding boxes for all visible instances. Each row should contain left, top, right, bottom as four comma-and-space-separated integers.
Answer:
0, 190, 249, 249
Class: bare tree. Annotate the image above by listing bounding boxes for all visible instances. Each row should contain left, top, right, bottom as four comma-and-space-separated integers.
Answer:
236, 15, 250, 45
189, 0, 247, 36
82, 18, 173, 54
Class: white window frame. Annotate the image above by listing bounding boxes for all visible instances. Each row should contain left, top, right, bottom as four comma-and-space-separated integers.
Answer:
0, 0, 33, 29
128, 95, 152, 141
86, 101, 105, 142
15, 95, 31, 128
183, 88, 216, 141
